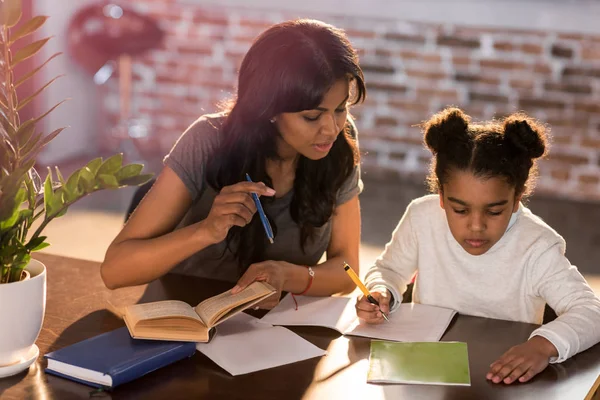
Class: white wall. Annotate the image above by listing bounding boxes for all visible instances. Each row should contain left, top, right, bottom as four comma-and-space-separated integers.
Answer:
189, 0, 600, 35
36, 0, 101, 165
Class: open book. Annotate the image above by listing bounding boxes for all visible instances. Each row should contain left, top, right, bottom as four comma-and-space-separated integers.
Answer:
261, 294, 456, 342
124, 281, 276, 342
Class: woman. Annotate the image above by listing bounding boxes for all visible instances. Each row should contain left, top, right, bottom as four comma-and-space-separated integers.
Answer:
101, 19, 365, 308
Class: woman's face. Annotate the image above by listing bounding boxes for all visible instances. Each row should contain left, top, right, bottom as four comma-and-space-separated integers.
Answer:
274, 79, 350, 161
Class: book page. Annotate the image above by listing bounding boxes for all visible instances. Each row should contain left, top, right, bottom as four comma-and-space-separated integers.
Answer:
344, 303, 457, 342
260, 294, 357, 333
125, 300, 201, 328
196, 313, 326, 376
195, 281, 275, 327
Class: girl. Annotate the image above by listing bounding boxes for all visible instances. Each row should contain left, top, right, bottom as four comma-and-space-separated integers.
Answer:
101, 19, 365, 308
356, 107, 600, 384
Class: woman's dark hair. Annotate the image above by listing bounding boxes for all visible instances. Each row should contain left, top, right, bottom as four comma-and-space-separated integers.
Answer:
206, 19, 366, 273
423, 107, 549, 198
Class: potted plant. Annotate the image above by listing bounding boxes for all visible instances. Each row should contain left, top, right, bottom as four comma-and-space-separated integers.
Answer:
0, 0, 153, 374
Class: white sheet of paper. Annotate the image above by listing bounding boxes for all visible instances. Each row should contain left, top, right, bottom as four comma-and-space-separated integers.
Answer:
260, 295, 357, 333
196, 313, 326, 376
345, 303, 456, 342
261, 295, 456, 343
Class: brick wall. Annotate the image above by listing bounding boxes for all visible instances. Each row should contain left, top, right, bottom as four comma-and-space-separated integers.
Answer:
103, 1, 600, 202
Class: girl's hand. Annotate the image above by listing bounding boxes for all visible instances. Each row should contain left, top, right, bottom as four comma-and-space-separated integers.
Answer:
487, 336, 558, 384
355, 290, 390, 324
231, 260, 289, 309
200, 181, 275, 244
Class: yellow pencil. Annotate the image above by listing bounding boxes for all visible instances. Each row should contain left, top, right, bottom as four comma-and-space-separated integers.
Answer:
343, 262, 389, 322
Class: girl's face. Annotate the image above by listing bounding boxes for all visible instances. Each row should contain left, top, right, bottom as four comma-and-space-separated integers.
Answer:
274, 78, 350, 161
440, 169, 521, 256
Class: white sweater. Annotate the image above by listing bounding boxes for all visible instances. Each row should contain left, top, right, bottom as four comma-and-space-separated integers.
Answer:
365, 194, 600, 363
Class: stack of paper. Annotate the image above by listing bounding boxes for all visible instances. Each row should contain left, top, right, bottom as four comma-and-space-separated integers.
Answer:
196, 313, 326, 376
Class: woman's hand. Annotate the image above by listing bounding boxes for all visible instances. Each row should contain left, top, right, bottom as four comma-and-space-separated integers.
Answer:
231, 260, 290, 309
199, 181, 275, 244
355, 290, 390, 324
487, 336, 558, 384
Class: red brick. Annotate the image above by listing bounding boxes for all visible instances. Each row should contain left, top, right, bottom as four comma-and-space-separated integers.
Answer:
375, 116, 399, 127
510, 79, 535, 89
544, 82, 592, 95
581, 138, 600, 148
551, 169, 570, 181
521, 43, 544, 55
399, 50, 442, 63
469, 92, 509, 104
362, 64, 395, 74
177, 45, 212, 56
563, 67, 600, 78
405, 69, 447, 80
579, 175, 600, 185
548, 153, 589, 165
455, 72, 501, 85
367, 82, 407, 93
192, 10, 227, 25
239, 19, 273, 30
519, 97, 565, 110
480, 59, 528, 70
452, 56, 471, 66
375, 48, 392, 57
437, 35, 480, 49
416, 88, 459, 102
384, 32, 426, 44
389, 99, 431, 112
558, 32, 585, 41
582, 44, 600, 60
551, 44, 575, 59
574, 102, 600, 113
533, 63, 552, 74
493, 42, 514, 51
345, 29, 377, 39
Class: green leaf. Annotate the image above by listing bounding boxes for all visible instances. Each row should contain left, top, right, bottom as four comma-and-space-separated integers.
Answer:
43, 168, 53, 215
16, 119, 36, 149
26, 235, 46, 251
11, 37, 51, 65
48, 187, 66, 218
34, 99, 67, 124
0, 0, 22, 27
0, 187, 27, 230
30, 242, 50, 252
97, 174, 119, 188
78, 167, 95, 192
15, 52, 61, 88
115, 163, 143, 181
65, 169, 81, 198
17, 75, 63, 111
54, 166, 65, 185
9, 15, 48, 44
118, 174, 154, 187
96, 154, 123, 176
39, 126, 65, 147
85, 158, 102, 175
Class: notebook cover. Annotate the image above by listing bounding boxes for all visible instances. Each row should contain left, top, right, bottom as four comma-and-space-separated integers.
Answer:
367, 340, 471, 386
44, 327, 196, 388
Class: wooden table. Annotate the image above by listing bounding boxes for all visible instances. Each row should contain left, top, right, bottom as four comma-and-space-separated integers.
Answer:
1, 253, 599, 399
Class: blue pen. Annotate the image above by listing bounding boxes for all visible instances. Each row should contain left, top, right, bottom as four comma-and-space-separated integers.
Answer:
245, 173, 275, 244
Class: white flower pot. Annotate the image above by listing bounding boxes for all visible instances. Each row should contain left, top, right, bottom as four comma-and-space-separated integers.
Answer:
0, 259, 46, 367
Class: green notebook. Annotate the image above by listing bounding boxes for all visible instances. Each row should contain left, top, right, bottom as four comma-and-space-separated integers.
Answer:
367, 340, 471, 386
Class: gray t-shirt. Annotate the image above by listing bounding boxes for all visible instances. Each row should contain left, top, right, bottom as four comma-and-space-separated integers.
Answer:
163, 113, 363, 282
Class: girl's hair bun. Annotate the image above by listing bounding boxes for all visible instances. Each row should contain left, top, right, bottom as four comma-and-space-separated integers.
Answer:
423, 107, 470, 154
503, 115, 546, 159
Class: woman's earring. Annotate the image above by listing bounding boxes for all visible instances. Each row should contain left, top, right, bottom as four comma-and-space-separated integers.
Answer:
269, 118, 275, 124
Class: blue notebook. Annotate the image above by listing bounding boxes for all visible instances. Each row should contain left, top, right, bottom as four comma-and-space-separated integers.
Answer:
44, 327, 196, 388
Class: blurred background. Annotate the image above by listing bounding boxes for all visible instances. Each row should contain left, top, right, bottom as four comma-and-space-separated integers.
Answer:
17, 0, 600, 290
